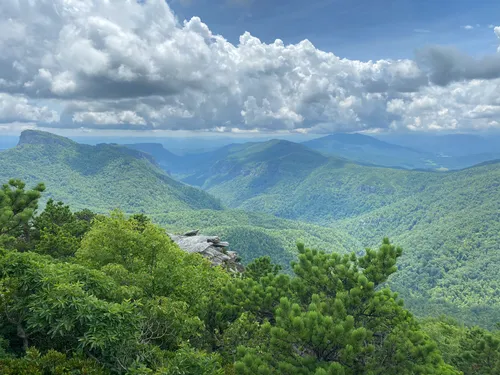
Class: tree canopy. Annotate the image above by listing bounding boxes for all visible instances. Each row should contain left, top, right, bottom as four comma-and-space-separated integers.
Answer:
0, 179, 498, 374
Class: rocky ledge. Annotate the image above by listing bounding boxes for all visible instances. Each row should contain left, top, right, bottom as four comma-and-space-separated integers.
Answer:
167, 230, 244, 273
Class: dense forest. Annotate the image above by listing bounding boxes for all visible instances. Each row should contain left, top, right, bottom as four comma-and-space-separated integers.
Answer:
1, 179, 499, 374
2, 131, 499, 328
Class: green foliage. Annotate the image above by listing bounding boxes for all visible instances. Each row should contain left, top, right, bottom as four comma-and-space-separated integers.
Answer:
76, 212, 230, 315
0, 161, 498, 375
0, 348, 107, 375
0, 250, 143, 370
229, 240, 459, 374
0, 130, 222, 214
0, 188, 231, 373
161, 345, 224, 375
31, 199, 95, 257
245, 256, 282, 280
0, 179, 45, 249
421, 316, 500, 375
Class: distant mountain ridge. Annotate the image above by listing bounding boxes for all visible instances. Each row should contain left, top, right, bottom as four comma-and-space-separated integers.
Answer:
302, 132, 500, 170
304, 133, 419, 151
302, 133, 438, 169
124, 132, 500, 173
375, 133, 500, 157
0, 130, 223, 213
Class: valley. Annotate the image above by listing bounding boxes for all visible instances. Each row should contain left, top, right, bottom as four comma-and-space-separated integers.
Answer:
1, 130, 499, 328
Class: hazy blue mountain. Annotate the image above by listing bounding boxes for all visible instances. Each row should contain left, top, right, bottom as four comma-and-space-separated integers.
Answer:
303, 132, 500, 170
302, 133, 433, 169
375, 133, 500, 157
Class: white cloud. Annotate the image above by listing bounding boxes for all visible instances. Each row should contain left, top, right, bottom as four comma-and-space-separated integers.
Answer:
387, 78, 500, 131
0, 94, 59, 124
0, 0, 499, 133
72, 111, 147, 126
462, 25, 474, 30
495, 26, 500, 52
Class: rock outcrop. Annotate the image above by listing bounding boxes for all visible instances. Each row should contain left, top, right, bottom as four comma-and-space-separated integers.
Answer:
167, 230, 244, 273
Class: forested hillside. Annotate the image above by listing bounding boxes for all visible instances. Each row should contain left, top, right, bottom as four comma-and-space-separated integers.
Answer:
129, 136, 500, 327
1, 131, 499, 328
0, 130, 222, 213
1, 182, 498, 374
153, 209, 362, 269
334, 161, 500, 327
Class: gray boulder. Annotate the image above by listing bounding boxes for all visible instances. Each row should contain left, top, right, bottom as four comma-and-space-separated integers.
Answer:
167, 231, 244, 273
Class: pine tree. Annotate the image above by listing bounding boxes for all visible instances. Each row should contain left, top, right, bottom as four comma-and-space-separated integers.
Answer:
0, 179, 44, 249
233, 240, 460, 374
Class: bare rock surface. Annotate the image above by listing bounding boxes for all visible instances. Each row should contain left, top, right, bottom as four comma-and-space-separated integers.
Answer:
167, 231, 244, 273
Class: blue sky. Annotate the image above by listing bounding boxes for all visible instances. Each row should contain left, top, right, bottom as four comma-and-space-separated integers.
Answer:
170, 0, 500, 60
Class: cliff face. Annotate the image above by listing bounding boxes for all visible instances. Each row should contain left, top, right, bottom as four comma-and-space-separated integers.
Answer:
167, 230, 244, 273
18, 130, 77, 148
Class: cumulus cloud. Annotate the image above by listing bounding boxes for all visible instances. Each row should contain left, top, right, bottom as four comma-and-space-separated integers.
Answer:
0, 94, 59, 124
415, 45, 500, 86
0, 0, 500, 133
387, 79, 500, 131
72, 111, 147, 127
462, 25, 474, 30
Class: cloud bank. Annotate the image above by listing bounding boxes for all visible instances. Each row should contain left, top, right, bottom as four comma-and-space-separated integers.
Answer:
0, 0, 500, 133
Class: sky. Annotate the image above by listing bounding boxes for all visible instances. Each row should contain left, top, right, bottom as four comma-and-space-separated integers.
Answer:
1, 0, 500, 137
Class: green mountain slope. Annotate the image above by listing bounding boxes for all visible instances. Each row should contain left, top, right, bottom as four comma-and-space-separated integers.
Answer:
2, 131, 499, 327
0, 131, 360, 273
152, 139, 500, 326
334, 161, 500, 326
0, 130, 223, 213
152, 209, 362, 269
178, 140, 439, 223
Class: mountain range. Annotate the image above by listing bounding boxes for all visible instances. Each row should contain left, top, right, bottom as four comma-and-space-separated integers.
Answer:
0, 130, 499, 328
125, 134, 500, 327
125, 132, 500, 173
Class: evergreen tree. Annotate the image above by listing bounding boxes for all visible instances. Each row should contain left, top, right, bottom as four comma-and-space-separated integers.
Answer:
233, 240, 459, 374
0, 179, 44, 249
